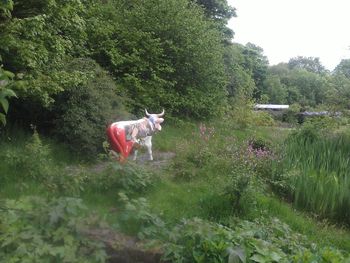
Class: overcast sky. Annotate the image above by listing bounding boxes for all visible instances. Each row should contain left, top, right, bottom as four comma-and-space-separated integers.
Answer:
227, 0, 350, 71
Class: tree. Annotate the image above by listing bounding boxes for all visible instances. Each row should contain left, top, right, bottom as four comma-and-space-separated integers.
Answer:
1, 0, 229, 128
288, 56, 327, 74
282, 69, 327, 106
193, 0, 236, 43
0, 0, 88, 106
262, 75, 287, 104
87, 0, 227, 119
223, 43, 255, 98
268, 64, 328, 106
334, 59, 350, 78
242, 43, 269, 100
325, 73, 350, 110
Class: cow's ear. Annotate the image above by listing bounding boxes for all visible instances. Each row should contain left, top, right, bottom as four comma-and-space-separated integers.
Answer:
156, 118, 164, 123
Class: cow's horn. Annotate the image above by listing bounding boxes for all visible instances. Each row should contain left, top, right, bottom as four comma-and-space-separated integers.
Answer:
157, 109, 165, 117
145, 109, 151, 116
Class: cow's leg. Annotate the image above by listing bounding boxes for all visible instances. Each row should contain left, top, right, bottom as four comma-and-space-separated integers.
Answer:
133, 149, 138, 161
144, 136, 153, 161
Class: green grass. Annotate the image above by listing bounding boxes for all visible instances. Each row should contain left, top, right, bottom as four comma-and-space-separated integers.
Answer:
146, 177, 240, 225
80, 189, 120, 224
144, 175, 350, 252
0, 181, 49, 199
153, 121, 196, 152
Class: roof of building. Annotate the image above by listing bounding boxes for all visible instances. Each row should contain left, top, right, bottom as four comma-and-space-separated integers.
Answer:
254, 104, 289, 110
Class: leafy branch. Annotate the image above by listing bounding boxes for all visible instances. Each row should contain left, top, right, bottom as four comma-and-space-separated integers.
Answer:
0, 66, 17, 125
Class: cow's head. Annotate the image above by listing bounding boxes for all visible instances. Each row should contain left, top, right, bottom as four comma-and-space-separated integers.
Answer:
145, 109, 165, 131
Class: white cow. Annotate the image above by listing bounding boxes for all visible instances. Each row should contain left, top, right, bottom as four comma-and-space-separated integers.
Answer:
107, 109, 164, 161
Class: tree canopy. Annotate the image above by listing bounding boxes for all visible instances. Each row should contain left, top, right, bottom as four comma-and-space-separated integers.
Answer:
1, 0, 350, 151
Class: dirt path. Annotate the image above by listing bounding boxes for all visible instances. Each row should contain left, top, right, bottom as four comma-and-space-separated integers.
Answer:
86, 151, 176, 174
134, 151, 176, 169
85, 228, 164, 263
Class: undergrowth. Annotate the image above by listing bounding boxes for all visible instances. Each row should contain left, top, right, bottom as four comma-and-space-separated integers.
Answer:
1, 120, 350, 262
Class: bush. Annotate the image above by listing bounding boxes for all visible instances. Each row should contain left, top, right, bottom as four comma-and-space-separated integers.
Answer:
52, 58, 129, 157
228, 97, 255, 129
282, 103, 301, 124
252, 111, 275, 127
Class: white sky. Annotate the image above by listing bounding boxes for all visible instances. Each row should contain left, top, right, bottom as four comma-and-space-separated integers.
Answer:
227, 0, 350, 71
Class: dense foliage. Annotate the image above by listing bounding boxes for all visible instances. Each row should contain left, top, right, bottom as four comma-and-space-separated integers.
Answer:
2, 0, 349, 153
1, 0, 229, 123
52, 58, 127, 156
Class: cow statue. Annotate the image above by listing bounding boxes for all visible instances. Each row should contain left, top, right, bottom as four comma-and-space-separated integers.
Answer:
106, 109, 165, 162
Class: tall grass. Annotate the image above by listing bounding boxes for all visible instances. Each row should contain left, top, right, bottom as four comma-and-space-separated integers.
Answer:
284, 129, 350, 225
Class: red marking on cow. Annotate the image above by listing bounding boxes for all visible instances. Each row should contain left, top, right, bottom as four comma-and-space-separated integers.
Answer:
106, 125, 134, 161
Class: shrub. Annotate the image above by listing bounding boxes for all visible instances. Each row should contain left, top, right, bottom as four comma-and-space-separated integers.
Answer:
228, 97, 255, 129
163, 218, 238, 263
252, 111, 275, 127
282, 103, 301, 124
52, 58, 129, 157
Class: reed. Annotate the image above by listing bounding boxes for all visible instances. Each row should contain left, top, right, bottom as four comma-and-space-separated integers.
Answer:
283, 131, 350, 225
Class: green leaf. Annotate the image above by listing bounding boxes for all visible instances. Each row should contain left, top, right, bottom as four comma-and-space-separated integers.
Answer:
0, 98, 9, 113
2, 89, 17, 98
228, 246, 246, 263
3, 70, 15, 79
250, 254, 267, 263
0, 113, 6, 125
270, 252, 283, 262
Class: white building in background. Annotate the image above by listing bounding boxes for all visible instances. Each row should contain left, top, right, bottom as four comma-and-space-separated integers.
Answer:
254, 104, 289, 111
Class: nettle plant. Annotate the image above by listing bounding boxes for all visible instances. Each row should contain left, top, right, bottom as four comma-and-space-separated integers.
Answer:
162, 217, 349, 263
117, 192, 166, 239
0, 196, 107, 262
